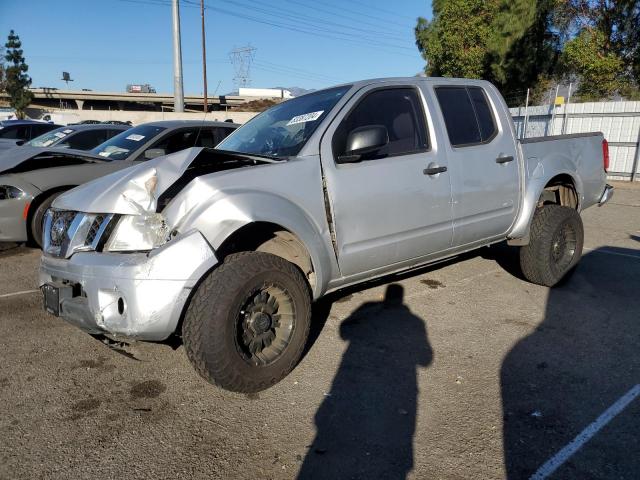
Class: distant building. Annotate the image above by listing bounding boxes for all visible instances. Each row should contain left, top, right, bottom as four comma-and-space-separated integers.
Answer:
239, 88, 294, 99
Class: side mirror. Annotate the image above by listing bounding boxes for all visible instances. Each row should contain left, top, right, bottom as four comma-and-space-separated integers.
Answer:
144, 148, 166, 160
15, 140, 25, 146
337, 125, 389, 163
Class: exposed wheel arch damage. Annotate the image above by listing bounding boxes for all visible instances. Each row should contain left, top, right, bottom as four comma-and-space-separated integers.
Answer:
539, 174, 579, 210
216, 222, 316, 291
508, 172, 581, 246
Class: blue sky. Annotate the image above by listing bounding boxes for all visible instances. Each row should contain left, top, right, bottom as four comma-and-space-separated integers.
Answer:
0, 0, 431, 95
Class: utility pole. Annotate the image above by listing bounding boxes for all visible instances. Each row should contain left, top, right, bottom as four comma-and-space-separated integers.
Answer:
200, 0, 208, 112
172, 0, 184, 112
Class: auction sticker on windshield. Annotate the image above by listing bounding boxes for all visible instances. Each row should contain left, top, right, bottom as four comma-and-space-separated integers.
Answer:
126, 134, 145, 141
287, 110, 324, 126
54, 132, 67, 138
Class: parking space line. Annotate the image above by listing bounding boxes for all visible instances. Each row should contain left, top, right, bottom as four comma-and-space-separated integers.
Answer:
0, 289, 39, 299
530, 384, 640, 480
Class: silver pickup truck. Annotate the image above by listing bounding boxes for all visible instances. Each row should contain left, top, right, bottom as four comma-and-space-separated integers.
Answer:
39, 77, 612, 393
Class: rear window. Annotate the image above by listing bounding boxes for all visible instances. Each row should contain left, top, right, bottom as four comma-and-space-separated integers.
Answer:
435, 86, 497, 147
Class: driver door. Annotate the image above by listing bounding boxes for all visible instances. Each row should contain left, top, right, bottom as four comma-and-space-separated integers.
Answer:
319, 84, 453, 277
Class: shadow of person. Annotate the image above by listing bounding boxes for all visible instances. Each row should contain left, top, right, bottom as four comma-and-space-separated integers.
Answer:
297, 284, 433, 480
501, 247, 640, 479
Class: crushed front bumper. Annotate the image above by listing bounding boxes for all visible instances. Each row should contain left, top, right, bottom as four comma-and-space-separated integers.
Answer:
39, 230, 218, 341
598, 184, 614, 206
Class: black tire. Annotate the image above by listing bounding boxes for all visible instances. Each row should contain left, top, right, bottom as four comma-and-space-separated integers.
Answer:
520, 204, 584, 287
182, 251, 311, 393
29, 192, 63, 248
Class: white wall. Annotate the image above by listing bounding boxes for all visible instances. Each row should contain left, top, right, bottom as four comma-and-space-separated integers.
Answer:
33, 109, 259, 126
511, 101, 640, 180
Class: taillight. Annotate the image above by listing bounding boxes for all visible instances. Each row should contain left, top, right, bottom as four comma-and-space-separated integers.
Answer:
602, 139, 610, 172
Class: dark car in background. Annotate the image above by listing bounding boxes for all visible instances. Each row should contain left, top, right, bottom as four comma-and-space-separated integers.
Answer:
0, 120, 62, 151
90, 120, 239, 161
24, 123, 130, 151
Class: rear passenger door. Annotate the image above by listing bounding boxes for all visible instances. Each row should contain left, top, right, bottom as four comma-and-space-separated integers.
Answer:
320, 84, 453, 277
433, 85, 519, 246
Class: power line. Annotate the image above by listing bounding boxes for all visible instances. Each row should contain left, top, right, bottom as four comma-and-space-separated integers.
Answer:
285, 0, 414, 31
343, 0, 422, 23
230, 0, 412, 43
129, 0, 417, 57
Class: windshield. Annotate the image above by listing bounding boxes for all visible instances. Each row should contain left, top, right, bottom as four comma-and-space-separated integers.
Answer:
217, 85, 351, 158
27, 127, 75, 147
91, 124, 166, 160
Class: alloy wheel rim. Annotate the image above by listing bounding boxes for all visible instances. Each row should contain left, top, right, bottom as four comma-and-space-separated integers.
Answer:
236, 285, 295, 366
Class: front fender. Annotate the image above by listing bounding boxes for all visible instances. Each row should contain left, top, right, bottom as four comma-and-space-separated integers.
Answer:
168, 189, 335, 299
508, 154, 583, 241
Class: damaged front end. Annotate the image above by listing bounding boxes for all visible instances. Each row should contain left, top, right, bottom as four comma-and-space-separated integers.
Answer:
40, 147, 276, 340
38, 148, 232, 340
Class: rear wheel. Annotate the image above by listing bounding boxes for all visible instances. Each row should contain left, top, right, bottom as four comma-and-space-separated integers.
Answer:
29, 192, 63, 249
182, 251, 311, 393
520, 204, 584, 287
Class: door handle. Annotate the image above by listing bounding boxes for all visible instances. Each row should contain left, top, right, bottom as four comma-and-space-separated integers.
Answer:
496, 155, 514, 164
423, 165, 447, 175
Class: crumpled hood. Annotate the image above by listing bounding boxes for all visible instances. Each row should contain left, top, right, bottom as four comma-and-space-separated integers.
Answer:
0, 146, 104, 174
54, 147, 204, 214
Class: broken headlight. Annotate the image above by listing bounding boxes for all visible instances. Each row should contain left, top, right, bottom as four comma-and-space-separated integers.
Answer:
104, 213, 170, 252
0, 185, 25, 200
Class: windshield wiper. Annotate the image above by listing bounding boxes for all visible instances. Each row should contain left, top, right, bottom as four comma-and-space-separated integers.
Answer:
215, 149, 286, 163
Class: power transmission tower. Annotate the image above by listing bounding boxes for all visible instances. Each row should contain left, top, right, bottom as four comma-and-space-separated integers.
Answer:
229, 46, 256, 88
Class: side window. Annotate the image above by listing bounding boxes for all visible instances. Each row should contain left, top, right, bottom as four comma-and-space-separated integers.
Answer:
333, 87, 429, 162
435, 86, 497, 147
105, 129, 123, 140
0, 125, 28, 139
65, 130, 108, 150
155, 129, 197, 154
213, 127, 235, 146
30, 124, 54, 138
468, 87, 497, 141
194, 129, 216, 148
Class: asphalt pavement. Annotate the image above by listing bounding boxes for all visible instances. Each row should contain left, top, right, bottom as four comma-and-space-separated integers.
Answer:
1, 181, 639, 480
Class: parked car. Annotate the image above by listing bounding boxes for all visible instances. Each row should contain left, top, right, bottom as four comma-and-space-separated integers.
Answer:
0, 120, 62, 151
0, 120, 238, 246
22, 123, 130, 150
39, 77, 612, 393
89, 120, 238, 161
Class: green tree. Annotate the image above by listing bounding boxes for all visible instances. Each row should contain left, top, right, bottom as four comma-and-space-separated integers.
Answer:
560, 29, 627, 100
415, 0, 561, 104
4, 30, 33, 118
0, 51, 5, 93
415, 0, 499, 79
555, 0, 640, 94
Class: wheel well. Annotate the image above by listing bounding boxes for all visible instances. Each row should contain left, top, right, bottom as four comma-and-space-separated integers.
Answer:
26, 186, 75, 241
216, 222, 316, 289
539, 175, 578, 209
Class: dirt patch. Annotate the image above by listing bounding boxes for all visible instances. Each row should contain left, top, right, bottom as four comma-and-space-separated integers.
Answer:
130, 380, 166, 399
420, 279, 445, 289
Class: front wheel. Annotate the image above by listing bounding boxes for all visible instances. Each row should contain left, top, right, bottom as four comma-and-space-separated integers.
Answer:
520, 204, 584, 287
182, 251, 311, 393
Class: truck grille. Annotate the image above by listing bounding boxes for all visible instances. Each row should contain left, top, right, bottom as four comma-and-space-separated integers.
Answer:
86, 215, 106, 246
43, 210, 115, 258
